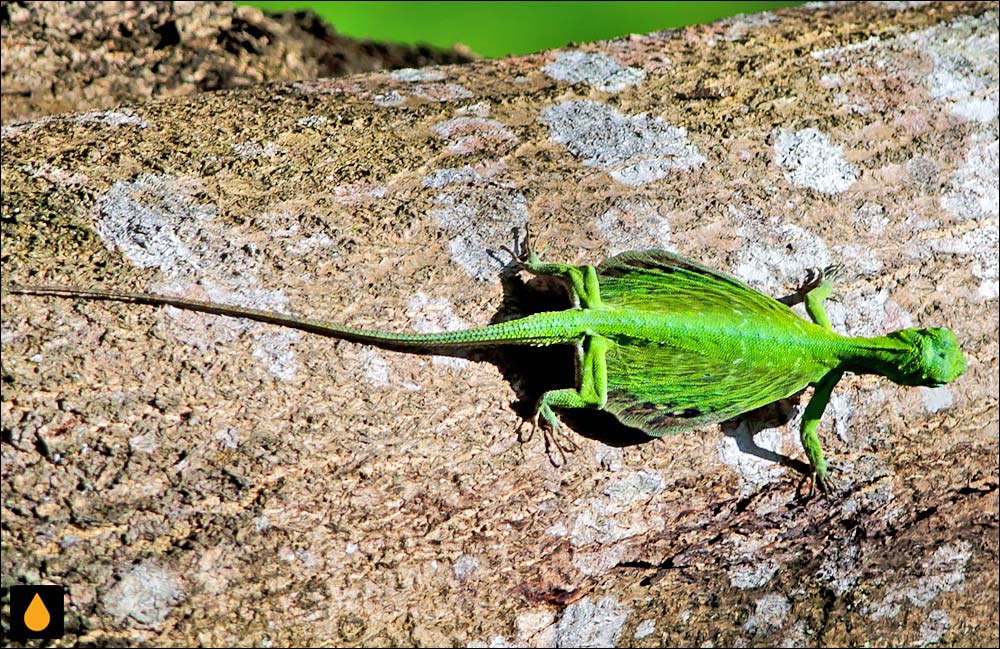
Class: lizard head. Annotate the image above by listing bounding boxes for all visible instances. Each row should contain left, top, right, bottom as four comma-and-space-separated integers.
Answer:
884, 327, 966, 387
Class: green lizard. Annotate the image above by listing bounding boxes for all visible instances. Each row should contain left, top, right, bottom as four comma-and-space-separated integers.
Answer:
7, 230, 966, 492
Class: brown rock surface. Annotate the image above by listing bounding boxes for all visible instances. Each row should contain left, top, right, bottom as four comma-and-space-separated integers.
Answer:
0, 0, 474, 124
2, 1, 997, 646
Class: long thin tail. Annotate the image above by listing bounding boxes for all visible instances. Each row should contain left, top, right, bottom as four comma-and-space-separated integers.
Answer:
6, 285, 576, 348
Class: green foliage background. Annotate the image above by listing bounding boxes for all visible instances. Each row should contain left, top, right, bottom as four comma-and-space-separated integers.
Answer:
239, 1, 802, 58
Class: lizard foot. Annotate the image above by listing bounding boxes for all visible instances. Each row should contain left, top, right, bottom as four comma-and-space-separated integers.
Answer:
500, 224, 542, 270
780, 264, 844, 307
796, 464, 843, 498
517, 410, 577, 467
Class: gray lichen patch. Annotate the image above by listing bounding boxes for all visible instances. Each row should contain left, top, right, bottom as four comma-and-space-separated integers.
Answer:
554, 596, 631, 648
743, 593, 791, 635
773, 128, 858, 195
425, 168, 529, 280
431, 116, 519, 155
539, 99, 705, 186
541, 50, 646, 93
74, 108, 150, 128
102, 560, 183, 628
595, 198, 673, 255
907, 12, 999, 122
867, 541, 974, 620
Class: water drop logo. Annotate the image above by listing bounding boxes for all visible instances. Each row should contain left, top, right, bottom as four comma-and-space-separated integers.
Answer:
9, 584, 64, 640
24, 592, 51, 631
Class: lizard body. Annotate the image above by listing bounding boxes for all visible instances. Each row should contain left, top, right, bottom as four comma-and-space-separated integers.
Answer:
7, 232, 966, 491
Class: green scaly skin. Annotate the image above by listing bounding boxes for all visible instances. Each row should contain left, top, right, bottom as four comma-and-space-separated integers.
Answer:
6, 231, 967, 493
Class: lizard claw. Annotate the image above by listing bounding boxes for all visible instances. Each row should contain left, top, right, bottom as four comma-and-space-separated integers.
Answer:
802, 264, 842, 294
517, 411, 540, 444
517, 407, 577, 467
543, 421, 578, 467
501, 225, 542, 270
796, 464, 843, 498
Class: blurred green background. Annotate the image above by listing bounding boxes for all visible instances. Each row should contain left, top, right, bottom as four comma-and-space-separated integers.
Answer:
238, 1, 803, 58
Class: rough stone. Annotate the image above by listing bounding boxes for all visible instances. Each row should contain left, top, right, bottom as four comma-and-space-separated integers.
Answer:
2, 2, 997, 646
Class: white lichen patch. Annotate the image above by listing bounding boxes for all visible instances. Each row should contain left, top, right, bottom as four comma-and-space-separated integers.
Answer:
388, 67, 446, 82
811, 35, 883, 61
718, 423, 791, 493
214, 427, 240, 449
596, 199, 673, 255
129, 431, 159, 454
75, 108, 149, 128
24, 162, 89, 186
541, 51, 646, 93
729, 560, 779, 589
257, 210, 336, 257
412, 83, 473, 103
102, 560, 183, 628
458, 101, 491, 117
296, 114, 328, 127
825, 289, 914, 339
918, 610, 951, 647
872, 1, 935, 9
603, 469, 665, 504
816, 540, 861, 596
231, 141, 283, 159
832, 243, 883, 276
407, 292, 471, 370
569, 471, 666, 548
452, 553, 480, 580
828, 391, 855, 444
634, 619, 656, 640
351, 348, 392, 388
330, 180, 389, 206
95, 175, 219, 276
425, 168, 529, 280
422, 166, 479, 189
252, 329, 299, 382
925, 223, 999, 300
515, 609, 557, 647
733, 214, 832, 294
867, 541, 973, 620
851, 202, 890, 236
286, 232, 334, 256
774, 128, 858, 195
372, 90, 405, 107
431, 117, 518, 155
920, 386, 954, 413
554, 596, 630, 648
539, 99, 705, 186
906, 13, 999, 123
720, 11, 777, 42
595, 445, 623, 472
814, 12, 998, 122
572, 545, 624, 576
941, 135, 999, 222
743, 593, 791, 634
94, 174, 301, 379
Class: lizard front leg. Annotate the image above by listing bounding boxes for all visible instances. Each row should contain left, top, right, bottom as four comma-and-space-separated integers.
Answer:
800, 369, 844, 493
503, 227, 603, 309
780, 265, 842, 330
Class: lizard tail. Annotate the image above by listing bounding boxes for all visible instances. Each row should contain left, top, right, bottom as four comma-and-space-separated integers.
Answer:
6, 285, 579, 348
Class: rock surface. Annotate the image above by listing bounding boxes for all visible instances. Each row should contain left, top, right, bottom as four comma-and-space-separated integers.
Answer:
2, 1, 998, 646
0, 0, 474, 124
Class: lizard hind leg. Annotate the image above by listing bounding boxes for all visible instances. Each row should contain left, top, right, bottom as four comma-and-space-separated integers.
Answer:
523, 335, 609, 466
